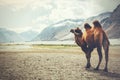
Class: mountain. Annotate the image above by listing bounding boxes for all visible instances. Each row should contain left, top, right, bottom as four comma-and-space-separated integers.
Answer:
81, 12, 111, 30
102, 4, 120, 39
20, 30, 39, 41
33, 12, 111, 41
33, 5, 120, 41
85, 12, 111, 23
0, 28, 25, 43
33, 19, 84, 41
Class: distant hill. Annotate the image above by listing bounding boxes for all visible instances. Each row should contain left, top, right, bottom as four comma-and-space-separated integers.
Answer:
0, 28, 25, 42
20, 30, 39, 41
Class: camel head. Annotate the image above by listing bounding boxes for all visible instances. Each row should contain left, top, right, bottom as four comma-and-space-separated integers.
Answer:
70, 27, 87, 52
70, 27, 83, 37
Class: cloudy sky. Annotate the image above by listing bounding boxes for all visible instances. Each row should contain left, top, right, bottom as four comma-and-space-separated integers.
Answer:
0, 0, 120, 33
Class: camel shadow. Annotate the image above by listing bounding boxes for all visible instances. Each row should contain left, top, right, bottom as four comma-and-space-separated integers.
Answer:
86, 67, 120, 79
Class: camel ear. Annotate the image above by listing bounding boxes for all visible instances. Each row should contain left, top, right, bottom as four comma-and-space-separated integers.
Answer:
74, 28, 83, 36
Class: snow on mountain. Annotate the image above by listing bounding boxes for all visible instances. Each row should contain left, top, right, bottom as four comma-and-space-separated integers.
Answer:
33, 12, 111, 41
0, 28, 25, 43
33, 19, 84, 41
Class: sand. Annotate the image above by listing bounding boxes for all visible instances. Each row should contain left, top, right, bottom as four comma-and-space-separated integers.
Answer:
0, 45, 120, 80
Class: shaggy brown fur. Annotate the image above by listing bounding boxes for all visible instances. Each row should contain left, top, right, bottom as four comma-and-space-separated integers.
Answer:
70, 20, 110, 72
84, 23, 91, 30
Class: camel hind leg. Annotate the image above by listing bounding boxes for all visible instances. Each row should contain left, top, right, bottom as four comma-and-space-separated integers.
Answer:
103, 40, 109, 72
95, 46, 103, 70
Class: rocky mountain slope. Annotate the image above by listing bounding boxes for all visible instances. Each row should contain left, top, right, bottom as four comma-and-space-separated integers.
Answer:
33, 19, 84, 41
102, 4, 120, 39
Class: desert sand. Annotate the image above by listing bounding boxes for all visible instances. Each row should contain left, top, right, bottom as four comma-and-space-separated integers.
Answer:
0, 44, 120, 80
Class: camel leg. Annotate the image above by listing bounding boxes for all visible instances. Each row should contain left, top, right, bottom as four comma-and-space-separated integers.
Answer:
103, 43, 109, 72
85, 53, 91, 68
95, 46, 103, 70
85, 48, 93, 68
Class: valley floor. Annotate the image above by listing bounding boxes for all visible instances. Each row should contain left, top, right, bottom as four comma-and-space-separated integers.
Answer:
0, 44, 120, 80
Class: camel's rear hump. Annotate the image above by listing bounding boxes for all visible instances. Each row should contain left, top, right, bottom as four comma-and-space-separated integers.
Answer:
93, 20, 102, 28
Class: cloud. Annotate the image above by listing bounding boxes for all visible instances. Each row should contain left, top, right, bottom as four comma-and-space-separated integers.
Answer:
30, 16, 50, 32
0, 0, 53, 11
32, 16, 50, 24
93, 0, 120, 11
47, 0, 120, 23
0, 0, 120, 32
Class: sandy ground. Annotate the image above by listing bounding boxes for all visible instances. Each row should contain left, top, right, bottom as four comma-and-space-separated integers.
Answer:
0, 45, 120, 80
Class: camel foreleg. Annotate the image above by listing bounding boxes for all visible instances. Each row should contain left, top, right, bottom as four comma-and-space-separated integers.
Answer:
85, 48, 93, 68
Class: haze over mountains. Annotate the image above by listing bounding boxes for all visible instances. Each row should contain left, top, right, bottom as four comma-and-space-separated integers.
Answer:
20, 30, 39, 41
0, 4, 120, 43
34, 4, 120, 41
33, 12, 110, 41
0, 28, 25, 42
33, 19, 84, 41
0, 28, 39, 42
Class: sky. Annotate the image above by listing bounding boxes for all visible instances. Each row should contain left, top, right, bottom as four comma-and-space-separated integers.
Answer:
0, 0, 120, 33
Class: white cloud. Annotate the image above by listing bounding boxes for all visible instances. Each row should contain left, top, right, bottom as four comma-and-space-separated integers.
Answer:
0, 0, 53, 11
49, 8, 74, 22
33, 16, 49, 24
48, 0, 102, 22
30, 0, 53, 10
48, 0, 82, 22
0, 0, 120, 33
0, 0, 31, 10
31, 15, 50, 30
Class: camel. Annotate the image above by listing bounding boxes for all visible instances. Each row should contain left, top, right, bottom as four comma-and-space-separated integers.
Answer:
70, 20, 110, 72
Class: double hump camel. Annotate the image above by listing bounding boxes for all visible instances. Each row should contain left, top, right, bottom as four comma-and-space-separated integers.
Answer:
70, 20, 110, 72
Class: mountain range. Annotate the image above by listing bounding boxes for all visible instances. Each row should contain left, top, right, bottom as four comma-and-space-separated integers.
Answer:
0, 28, 39, 42
0, 28, 25, 42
